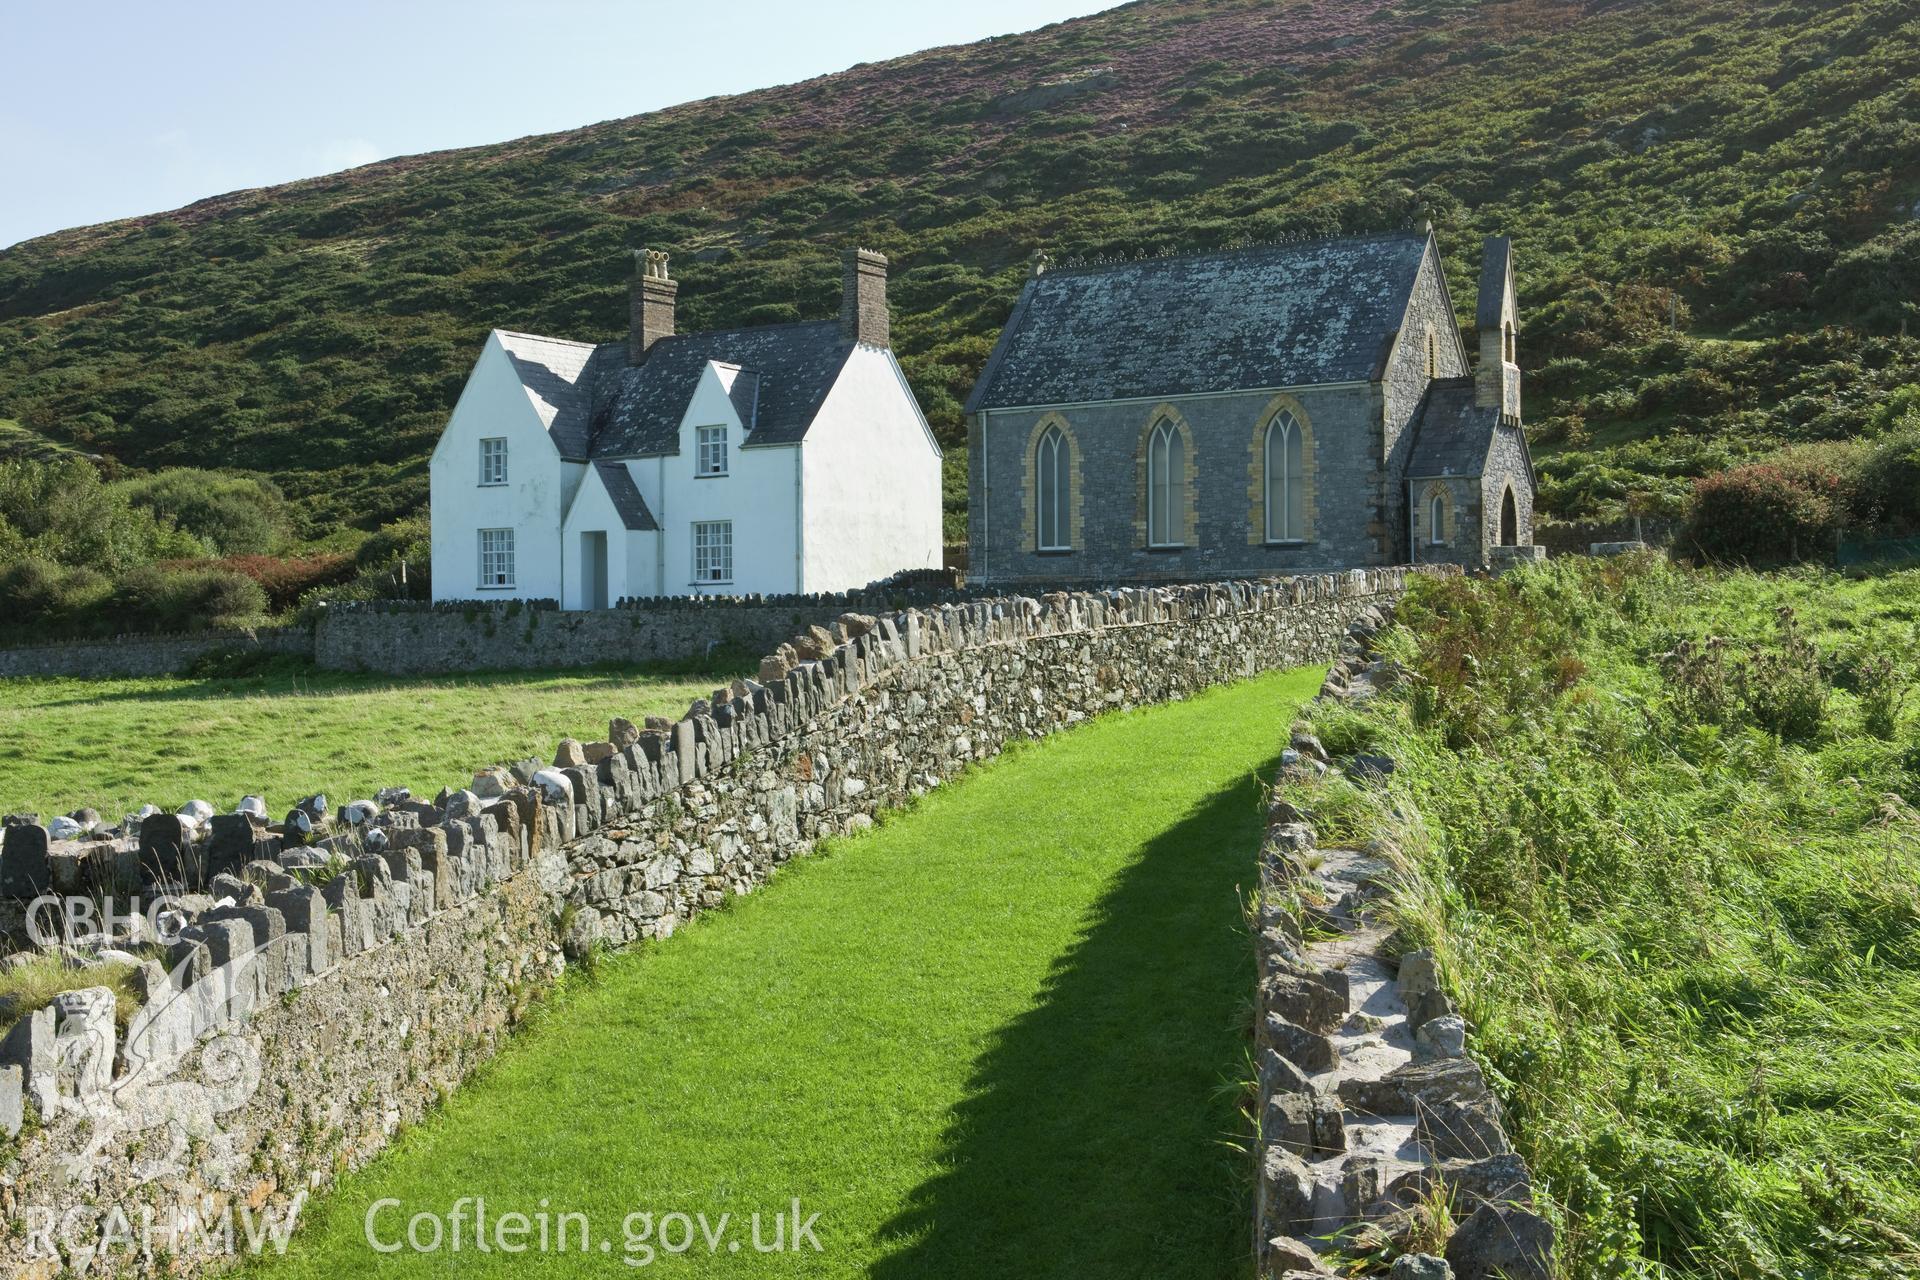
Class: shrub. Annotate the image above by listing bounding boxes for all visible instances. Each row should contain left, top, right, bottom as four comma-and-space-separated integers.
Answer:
0, 555, 111, 632
1684, 459, 1843, 564
0, 457, 205, 573
109, 564, 268, 632
115, 468, 291, 556
1848, 427, 1920, 535
181, 553, 353, 613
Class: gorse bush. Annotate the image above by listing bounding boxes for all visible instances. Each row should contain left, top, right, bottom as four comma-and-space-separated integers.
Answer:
1317, 557, 1920, 1277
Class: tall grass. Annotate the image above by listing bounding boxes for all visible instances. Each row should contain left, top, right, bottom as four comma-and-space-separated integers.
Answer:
1311, 557, 1920, 1278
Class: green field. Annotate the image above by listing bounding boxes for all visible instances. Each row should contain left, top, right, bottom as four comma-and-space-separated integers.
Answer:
244, 665, 1323, 1278
0, 662, 738, 819
1299, 562, 1920, 1277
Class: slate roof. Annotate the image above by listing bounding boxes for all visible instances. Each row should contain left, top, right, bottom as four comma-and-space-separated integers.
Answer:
588, 322, 854, 458
493, 323, 854, 460
964, 231, 1431, 413
1405, 379, 1498, 477
1476, 236, 1516, 332
593, 461, 659, 531
495, 331, 602, 459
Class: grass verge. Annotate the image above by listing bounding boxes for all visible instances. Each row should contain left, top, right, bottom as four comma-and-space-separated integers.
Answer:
1307, 558, 1920, 1277
0, 661, 740, 819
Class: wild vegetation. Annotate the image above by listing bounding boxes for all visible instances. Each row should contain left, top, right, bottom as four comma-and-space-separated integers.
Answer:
1300, 558, 1920, 1277
0, 660, 737, 820
1, 0, 1915, 563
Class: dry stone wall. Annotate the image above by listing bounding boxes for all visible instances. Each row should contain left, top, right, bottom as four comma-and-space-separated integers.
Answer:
1252, 623, 1554, 1280
0, 628, 312, 680
0, 567, 1445, 1278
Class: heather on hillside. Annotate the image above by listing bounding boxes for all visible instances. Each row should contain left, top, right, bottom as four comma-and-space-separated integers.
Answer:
0, 0, 1916, 544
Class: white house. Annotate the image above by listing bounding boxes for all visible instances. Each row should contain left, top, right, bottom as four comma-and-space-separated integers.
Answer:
430, 248, 942, 605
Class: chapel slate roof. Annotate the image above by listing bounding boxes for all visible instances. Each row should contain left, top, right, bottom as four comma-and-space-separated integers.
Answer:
587, 322, 854, 458
593, 461, 659, 531
495, 331, 602, 459
964, 231, 1431, 414
1405, 378, 1499, 478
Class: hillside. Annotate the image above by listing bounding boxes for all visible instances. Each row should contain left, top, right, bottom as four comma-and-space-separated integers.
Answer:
1, 0, 1916, 543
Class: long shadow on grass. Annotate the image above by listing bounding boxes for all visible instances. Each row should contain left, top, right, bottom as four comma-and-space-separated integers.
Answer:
872, 757, 1278, 1280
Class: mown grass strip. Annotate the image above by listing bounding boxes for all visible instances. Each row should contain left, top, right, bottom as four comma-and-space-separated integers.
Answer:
248, 665, 1323, 1278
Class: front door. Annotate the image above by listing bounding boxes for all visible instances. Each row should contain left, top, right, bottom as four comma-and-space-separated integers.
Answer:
581, 531, 608, 609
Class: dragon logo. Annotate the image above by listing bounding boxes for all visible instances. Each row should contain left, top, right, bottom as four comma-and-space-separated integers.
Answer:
46, 941, 279, 1186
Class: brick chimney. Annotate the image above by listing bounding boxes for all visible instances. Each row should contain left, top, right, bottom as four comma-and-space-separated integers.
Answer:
840, 247, 889, 348
629, 249, 676, 364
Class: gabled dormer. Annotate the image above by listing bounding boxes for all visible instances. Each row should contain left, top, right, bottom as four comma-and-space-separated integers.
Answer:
1474, 236, 1521, 424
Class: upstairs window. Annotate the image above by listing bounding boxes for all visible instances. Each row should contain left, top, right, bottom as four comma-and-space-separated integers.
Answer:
693, 520, 733, 584
478, 528, 515, 589
1264, 411, 1306, 542
1036, 425, 1070, 551
1146, 421, 1185, 548
479, 437, 508, 486
1425, 327, 1438, 378
697, 425, 728, 476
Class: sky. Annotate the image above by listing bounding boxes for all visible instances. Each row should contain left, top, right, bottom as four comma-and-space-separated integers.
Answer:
0, 0, 1117, 249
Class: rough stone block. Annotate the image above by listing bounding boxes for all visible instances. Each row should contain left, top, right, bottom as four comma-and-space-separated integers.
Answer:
0, 1063, 21, 1137
1262, 968, 1349, 1034
1, 823, 52, 897
1259, 1143, 1316, 1238
138, 813, 194, 885
266, 885, 330, 975
1446, 1202, 1553, 1280
1414, 1095, 1510, 1161
1267, 1090, 1347, 1159
1262, 1012, 1337, 1072
0, 1006, 56, 1114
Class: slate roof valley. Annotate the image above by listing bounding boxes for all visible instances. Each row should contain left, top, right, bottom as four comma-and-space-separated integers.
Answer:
496, 322, 857, 462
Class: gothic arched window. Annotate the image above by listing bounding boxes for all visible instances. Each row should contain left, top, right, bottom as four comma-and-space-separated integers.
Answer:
1036, 425, 1069, 551
1264, 411, 1306, 542
1147, 420, 1185, 548
1429, 492, 1447, 544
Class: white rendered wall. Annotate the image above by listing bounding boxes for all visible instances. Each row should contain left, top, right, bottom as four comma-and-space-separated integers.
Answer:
635, 363, 801, 597
800, 346, 942, 592
429, 336, 570, 602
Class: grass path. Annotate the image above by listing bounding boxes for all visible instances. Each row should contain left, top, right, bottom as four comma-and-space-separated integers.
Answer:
0, 663, 737, 818
249, 665, 1322, 1278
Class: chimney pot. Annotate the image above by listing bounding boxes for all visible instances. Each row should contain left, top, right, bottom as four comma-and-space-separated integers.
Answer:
629, 249, 677, 364
840, 247, 889, 348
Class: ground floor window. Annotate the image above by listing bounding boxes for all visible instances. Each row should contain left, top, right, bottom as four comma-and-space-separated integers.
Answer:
478, 528, 515, 589
1428, 493, 1447, 544
693, 520, 733, 584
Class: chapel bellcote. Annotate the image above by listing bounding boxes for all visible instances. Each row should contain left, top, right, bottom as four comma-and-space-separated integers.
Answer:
1474, 236, 1521, 422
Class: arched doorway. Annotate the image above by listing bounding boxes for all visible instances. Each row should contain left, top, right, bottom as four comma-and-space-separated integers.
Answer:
1499, 487, 1518, 547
